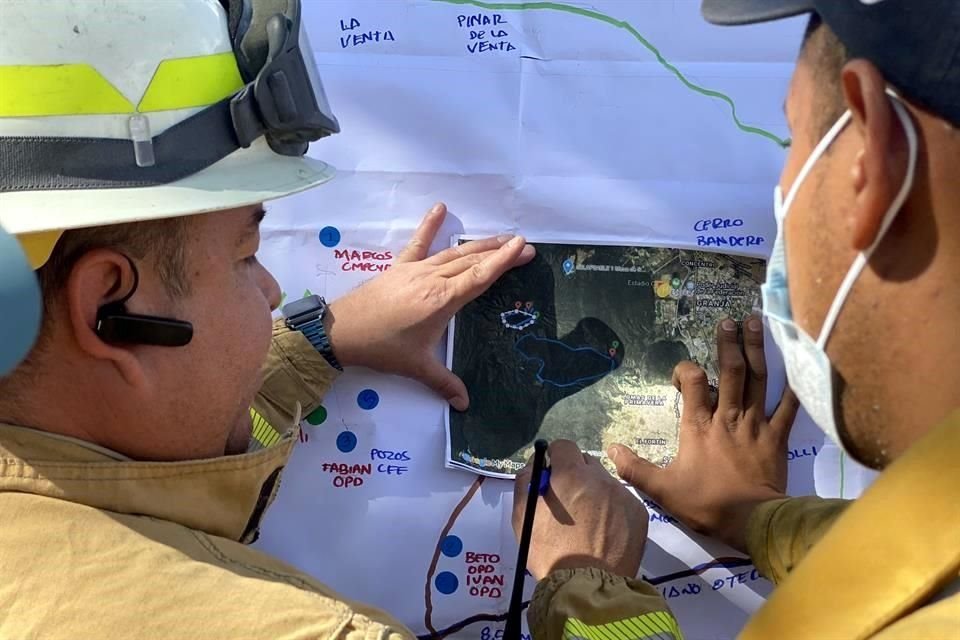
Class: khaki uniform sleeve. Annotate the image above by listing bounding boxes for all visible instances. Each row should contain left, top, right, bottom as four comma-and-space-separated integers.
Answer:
529, 568, 683, 640
249, 319, 341, 447
744, 496, 851, 585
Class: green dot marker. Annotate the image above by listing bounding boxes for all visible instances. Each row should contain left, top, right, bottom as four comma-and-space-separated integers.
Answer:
612, 340, 620, 348
306, 405, 328, 425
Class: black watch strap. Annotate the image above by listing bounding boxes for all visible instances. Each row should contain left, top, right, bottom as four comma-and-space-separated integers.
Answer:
297, 315, 342, 371
282, 295, 343, 372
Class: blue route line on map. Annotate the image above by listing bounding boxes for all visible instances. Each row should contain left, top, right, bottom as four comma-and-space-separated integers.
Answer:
514, 334, 617, 388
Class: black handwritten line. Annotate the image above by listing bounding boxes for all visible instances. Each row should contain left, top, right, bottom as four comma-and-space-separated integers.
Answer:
424, 476, 486, 634
416, 558, 753, 639
417, 601, 531, 640
643, 557, 753, 586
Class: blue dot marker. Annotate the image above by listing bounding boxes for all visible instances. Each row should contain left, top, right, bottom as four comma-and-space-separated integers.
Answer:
319, 226, 341, 248
441, 535, 463, 558
357, 389, 379, 410
435, 571, 459, 595
336, 431, 357, 453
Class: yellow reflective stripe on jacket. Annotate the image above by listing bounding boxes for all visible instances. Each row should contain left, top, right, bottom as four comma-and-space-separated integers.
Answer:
564, 613, 683, 640
250, 407, 283, 448
137, 52, 243, 112
0, 52, 243, 117
0, 64, 134, 116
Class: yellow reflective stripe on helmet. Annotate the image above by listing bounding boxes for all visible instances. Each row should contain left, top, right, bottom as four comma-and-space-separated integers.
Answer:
0, 64, 134, 116
564, 613, 683, 640
0, 52, 244, 118
250, 407, 283, 448
137, 52, 243, 113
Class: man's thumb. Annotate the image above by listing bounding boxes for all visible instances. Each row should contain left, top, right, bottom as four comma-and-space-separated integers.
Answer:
419, 358, 469, 411
608, 444, 659, 493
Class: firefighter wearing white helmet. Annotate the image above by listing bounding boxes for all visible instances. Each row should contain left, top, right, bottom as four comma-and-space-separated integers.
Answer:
0, 1, 533, 637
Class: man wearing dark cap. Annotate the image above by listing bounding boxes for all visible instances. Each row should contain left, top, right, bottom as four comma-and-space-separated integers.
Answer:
514, 1, 960, 638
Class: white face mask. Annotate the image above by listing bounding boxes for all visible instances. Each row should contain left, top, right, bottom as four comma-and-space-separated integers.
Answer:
762, 91, 918, 458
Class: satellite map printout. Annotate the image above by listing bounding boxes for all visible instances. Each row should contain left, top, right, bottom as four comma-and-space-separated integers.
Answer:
445, 240, 765, 478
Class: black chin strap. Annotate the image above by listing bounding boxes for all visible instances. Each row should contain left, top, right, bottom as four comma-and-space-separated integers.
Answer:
95, 256, 193, 348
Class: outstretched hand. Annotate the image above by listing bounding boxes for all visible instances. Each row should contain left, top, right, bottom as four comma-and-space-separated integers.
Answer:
327, 203, 535, 410
609, 315, 800, 552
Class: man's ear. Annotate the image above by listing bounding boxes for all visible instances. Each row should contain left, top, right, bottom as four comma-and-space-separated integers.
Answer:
841, 59, 910, 252
65, 249, 146, 388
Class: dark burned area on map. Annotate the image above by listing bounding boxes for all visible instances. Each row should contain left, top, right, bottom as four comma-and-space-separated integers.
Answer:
448, 241, 764, 476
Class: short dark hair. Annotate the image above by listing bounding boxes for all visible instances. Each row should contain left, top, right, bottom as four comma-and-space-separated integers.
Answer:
37, 216, 191, 319
0, 217, 190, 396
801, 14, 850, 140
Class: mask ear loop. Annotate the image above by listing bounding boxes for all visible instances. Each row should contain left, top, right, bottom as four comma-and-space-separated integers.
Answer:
782, 111, 853, 214
815, 95, 918, 348
768, 107, 853, 322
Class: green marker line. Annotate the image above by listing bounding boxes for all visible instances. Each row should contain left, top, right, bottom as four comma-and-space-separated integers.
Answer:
431, 0, 791, 148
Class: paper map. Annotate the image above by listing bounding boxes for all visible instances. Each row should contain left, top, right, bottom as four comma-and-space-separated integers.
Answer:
252, 2, 880, 638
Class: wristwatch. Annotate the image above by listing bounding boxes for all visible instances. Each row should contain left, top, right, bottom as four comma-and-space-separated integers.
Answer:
281, 294, 343, 371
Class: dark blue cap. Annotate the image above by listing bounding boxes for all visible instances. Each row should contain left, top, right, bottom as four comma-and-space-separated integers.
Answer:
701, 0, 960, 127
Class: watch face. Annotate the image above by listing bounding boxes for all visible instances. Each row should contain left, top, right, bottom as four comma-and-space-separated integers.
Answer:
283, 294, 326, 322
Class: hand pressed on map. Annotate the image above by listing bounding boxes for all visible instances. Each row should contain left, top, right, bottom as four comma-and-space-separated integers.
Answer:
514, 440, 649, 580
327, 203, 535, 410
608, 315, 800, 552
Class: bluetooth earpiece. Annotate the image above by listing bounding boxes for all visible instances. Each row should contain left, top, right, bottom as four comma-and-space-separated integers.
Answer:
94, 255, 193, 347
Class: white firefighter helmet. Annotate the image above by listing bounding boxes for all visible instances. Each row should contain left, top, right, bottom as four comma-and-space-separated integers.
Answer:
0, 0, 338, 268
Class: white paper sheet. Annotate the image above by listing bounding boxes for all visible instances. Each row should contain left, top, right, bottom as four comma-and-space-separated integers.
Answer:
254, 2, 878, 638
